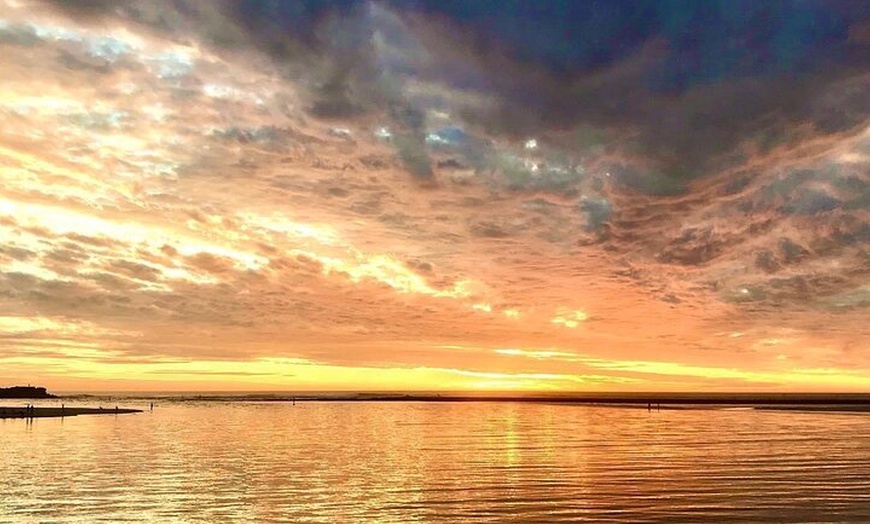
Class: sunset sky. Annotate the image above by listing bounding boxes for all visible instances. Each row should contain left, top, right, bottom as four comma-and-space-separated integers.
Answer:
0, 0, 868, 392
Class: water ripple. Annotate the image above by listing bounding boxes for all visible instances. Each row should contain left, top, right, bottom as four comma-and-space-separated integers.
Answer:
2, 402, 869, 523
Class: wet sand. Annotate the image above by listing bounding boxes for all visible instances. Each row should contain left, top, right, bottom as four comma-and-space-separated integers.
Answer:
0, 406, 142, 419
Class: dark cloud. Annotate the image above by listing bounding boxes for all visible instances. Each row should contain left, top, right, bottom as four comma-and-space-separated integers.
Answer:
658, 227, 726, 266
468, 219, 514, 239
392, 0, 868, 155
0, 272, 41, 297
40, 0, 130, 17
578, 196, 613, 232
0, 246, 37, 261
185, 253, 236, 275
44, 247, 90, 265
81, 271, 142, 292
63, 233, 118, 249
41, 0, 869, 183
105, 259, 162, 282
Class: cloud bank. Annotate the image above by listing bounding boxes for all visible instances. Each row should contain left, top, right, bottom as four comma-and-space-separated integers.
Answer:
0, 0, 866, 391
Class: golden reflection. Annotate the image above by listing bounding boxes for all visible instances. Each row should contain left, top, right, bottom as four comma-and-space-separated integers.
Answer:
503, 406, 519, 467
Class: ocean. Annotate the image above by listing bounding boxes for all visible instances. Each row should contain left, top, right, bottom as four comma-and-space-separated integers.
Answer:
2, 399, 869, 522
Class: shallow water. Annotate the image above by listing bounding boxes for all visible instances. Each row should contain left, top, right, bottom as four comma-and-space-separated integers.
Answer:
1, 401, 869, 523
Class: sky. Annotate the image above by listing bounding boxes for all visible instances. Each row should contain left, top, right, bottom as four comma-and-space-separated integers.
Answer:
0, 0, 868, 392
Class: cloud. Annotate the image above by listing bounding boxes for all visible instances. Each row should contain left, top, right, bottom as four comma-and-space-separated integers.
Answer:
103, 259, 162, 282
185, 252, 237, 275
253, 1, 839, 189
0, 0, 866, 391
33, 1, 869, 181
0, 246, 36, 261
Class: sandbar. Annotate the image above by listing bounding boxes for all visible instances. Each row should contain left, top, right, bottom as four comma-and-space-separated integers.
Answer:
0, 406, 142, 419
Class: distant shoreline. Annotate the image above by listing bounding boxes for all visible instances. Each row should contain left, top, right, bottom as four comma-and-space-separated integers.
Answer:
13, 387, 870, 412
52, 392, 870, 412
273, 393, 870, 412
130, 392, 870, 404
288, 393, 870, 403
0, 386, 56, 399
56, 391, 870, 405
6, 392, 870, 414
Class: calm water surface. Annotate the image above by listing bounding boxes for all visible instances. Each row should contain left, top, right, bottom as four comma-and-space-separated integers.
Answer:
1, 401, 869, 523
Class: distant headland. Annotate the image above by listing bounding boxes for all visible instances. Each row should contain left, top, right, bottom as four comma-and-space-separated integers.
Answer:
0, 386, 57, 399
